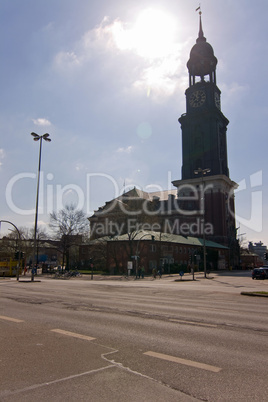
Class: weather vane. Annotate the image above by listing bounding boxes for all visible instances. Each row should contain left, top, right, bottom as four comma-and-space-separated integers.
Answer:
196, 3, 202, 15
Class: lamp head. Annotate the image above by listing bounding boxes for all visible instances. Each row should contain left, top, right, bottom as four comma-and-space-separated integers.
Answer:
31, 132, 40, 139
43, 133, 51, 142
194, 168, 211, 175
31, 132, 51, 142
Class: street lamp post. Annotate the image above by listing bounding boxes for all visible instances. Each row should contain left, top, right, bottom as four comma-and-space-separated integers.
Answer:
31, 132, 51, 282
194, 167, 211, 278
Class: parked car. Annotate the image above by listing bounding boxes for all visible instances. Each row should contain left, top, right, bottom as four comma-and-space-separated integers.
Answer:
252, 268, 267, 280
261, 267, 268, 278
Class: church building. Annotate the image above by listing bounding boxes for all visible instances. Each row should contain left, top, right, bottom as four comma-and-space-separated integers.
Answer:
88, 12, 239, 268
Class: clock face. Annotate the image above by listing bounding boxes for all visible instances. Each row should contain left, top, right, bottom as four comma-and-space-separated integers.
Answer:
214, 92, 221, 109
189, 90, 206, 107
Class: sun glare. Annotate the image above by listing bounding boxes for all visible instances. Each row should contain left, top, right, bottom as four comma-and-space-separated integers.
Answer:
132, 9, 177, 58
108, 8, 181, 98
113, 8, 177, 59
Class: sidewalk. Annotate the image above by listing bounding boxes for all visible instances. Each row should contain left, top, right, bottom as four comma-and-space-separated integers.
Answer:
8, 269, 250, 282
4, 270, 268, 296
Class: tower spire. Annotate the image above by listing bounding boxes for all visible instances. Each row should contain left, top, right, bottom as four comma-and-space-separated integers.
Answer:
196, 6, 206, 42
187, 7, 218, 84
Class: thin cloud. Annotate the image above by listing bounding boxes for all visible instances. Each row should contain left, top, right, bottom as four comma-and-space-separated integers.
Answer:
0, 148, 4, 167
94, 15, 184, 98
116, 145, 133, 154
32, 118, 52, 127
54, 51, 80, 69
53, 12, 186, 100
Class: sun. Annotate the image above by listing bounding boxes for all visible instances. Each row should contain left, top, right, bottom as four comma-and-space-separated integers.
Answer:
132, 9, 177, 58
108, 8, 180, 97
113, 8, 177, 59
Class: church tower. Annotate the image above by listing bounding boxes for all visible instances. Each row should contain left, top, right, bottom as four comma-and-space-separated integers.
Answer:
181, 12, 229, 180
172, 11, 238, 256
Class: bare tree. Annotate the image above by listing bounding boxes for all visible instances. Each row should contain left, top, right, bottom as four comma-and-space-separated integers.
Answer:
0, 226, 48, 264
49, 204, 89, 269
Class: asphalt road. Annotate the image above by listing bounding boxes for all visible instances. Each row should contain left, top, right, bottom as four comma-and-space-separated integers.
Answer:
0, 271, 267, 401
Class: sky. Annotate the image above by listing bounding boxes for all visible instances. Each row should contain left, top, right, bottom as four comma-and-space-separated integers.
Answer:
0, 0, 267, 248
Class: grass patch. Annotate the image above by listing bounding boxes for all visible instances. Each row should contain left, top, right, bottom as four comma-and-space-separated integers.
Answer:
254, 291, 268, 295
241, 291, 268, 297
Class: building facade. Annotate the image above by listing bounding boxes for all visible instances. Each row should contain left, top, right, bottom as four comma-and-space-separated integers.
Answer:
248, 241, 267, 264
106, 231, 229, 275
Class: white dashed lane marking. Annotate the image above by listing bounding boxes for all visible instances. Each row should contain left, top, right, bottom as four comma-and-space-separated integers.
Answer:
51, 329, 96, 341
144, 351, 222, 373
0, 315, 24, 323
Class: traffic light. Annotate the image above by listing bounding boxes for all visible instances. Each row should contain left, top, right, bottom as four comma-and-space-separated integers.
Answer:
264, 252, 268, 260
14, 251, 24, 260
14, 251, 19, 259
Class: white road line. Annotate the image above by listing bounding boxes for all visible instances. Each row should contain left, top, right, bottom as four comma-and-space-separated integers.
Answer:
51, 329, 96, 341
144, 351, 222, 373
169, 319, 217, 328
0, 365, 115, 398
0, 315, 24, 323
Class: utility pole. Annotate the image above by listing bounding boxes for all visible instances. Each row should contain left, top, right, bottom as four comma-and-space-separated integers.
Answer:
194, 168, 211, 278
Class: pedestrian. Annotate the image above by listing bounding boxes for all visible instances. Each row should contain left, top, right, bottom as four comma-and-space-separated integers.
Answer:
152, 268, 157, 278
141, 266, 145, 279
158, 267, 162, 278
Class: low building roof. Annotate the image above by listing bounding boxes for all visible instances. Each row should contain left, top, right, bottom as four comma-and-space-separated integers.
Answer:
89, 187, 177, 217
106, 231, 228, 249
